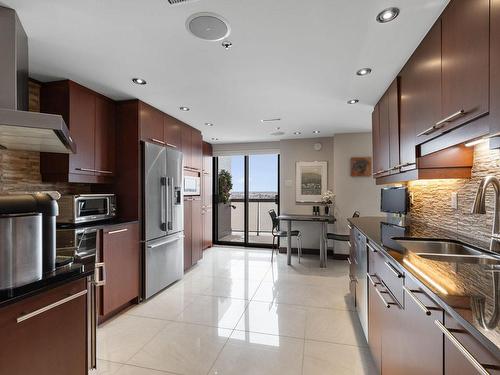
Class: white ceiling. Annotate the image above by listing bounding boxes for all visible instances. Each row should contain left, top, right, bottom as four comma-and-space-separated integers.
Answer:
2, 0, 448, 143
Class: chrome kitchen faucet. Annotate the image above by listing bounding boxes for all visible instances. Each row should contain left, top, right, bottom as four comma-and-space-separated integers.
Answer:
472, 175, 500, 252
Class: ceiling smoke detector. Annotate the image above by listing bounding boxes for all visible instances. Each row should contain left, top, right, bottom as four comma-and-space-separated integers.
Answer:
187, 12, 231, 41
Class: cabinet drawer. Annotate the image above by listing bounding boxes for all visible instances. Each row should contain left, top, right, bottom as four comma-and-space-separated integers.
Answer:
369, 242, 404, 306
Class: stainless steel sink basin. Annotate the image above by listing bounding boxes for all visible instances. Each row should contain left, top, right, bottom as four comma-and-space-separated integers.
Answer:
395, 238, 500, 264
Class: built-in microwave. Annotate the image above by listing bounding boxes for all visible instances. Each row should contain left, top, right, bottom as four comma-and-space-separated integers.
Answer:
57, 194, 116, 224
184, 175, 201, 196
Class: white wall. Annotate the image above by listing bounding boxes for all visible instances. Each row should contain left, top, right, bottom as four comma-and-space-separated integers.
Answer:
279, 137, 335, 249
212, 141, 280, 156
332, 133, 382, 254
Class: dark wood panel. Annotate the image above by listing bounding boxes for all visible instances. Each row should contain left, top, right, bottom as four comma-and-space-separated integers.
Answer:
184, 198, 193, 271
368, 277, 382, 374
441, 0, 490, 132
372, 104, 382, 175
181, 125, 192, 169
378, 93, 391, 174
164, 114, 182, 149
0, 279, 87, 375
101, 223, 140, 318
388, 78, 400, 173
418, 144, 473, 169
95, 96, 116, 176
202, 142, 213, 250
203, 207, 213, 250
191, 197, 203, 264
491, 0, 500, 148
139, 101, 164, 144
191, 130, 203, 171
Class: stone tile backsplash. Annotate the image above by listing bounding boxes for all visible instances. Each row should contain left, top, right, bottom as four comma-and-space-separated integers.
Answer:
407, 142, 500, 246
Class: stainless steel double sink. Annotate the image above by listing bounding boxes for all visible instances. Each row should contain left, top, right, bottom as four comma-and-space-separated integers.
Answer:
395, 238, 500, 264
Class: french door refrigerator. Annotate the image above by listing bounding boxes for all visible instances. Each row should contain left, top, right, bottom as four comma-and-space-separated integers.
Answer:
143, 142, 184, 299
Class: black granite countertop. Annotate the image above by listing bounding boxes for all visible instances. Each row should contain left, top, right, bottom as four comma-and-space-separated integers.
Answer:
349, 216, 500, 359
0, 262, 94, 309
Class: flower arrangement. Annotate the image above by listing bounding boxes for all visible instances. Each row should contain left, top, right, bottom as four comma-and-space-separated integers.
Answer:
322, 190, 335, 205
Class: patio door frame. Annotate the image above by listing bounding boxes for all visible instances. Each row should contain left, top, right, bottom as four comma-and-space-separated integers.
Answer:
213, 154, 280, 248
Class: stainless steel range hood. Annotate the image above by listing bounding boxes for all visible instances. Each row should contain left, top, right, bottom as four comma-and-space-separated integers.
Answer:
0, 6, 75, 154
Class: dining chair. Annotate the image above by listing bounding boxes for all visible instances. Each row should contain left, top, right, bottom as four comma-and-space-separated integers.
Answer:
326, 211, 360, 258
268, 209, 303, 263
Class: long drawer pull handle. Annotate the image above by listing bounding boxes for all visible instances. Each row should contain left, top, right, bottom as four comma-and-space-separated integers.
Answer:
347, 241, 352, 248
435, 109, 466, 127
75, 167, 95, 172
417, 125, 439, 137
385, 261, 403, 278
367, 273, 380, 287
107, 228, 128, 235
17, 289, 88, 323
367, 243, 378, 253
347, 257, 352, 265
94, 262, 106, 287
434, 320, 490, 375
403, 286, 431, 316
166, 143, 177, 148
96, 170, 113, 174
347, 224, 352, 230
368, 274, 391, 308
150, 138, 166, 146
148, 235, 185, 248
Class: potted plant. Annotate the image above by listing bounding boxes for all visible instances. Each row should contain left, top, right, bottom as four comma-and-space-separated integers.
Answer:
217, 169, 233, 238
322, 190, 335, 215
218, 169, 233, 204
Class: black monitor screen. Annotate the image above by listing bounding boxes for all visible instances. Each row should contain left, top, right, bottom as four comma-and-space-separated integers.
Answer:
381, 187, 408, 214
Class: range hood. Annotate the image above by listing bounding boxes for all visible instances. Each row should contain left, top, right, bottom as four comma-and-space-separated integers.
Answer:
0, 6, 75, 154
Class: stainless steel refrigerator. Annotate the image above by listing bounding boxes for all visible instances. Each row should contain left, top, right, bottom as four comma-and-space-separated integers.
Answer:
143, 142, 184, 299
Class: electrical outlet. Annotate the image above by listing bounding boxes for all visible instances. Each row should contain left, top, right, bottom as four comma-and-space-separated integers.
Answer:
451, 192, 458, 209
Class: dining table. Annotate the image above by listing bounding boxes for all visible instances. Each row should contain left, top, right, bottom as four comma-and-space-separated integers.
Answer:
277, 214, 336, 268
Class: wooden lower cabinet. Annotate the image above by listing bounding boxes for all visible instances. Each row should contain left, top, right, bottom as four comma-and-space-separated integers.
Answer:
368, 277, 383, 373
184, 197, 203, 270
0, 278, 88, 375
184, 197, 193, 271
99, 223, 140, 320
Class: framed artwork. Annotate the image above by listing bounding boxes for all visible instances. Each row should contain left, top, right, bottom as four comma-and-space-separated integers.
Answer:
350, 157, 372, 177
296, 161, 328, 202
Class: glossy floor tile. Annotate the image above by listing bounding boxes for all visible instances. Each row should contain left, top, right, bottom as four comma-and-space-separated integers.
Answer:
96, 246, 375, 375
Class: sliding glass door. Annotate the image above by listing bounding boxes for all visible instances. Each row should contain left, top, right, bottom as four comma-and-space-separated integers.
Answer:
214, 154, 279, 248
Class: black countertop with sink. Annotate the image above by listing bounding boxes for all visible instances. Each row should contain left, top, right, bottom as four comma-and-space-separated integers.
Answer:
349, 216, 500, 359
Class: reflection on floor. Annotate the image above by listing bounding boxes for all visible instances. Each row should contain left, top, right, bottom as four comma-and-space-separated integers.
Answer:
218, 232, 273, 245
96, 246, 376, 375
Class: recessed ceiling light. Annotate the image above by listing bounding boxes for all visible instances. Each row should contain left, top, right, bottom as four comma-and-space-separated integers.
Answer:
376, 7, 400, 23
313, 130, 320, 134
211, 137, 219, 141
347, 99, 359, 104
132, 78, 147, 85
356, 68, 372, 76
205, 122, 214, 126
260, 118, 281, 123
293, 131, 301, 135
222, 40, 232, 50
179, 106, 190, 111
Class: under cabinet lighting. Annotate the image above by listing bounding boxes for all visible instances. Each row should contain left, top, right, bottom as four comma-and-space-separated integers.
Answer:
465, 138, 489, 147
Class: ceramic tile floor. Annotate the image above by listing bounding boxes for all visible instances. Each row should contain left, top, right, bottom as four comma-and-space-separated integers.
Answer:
96, 246, 376, 375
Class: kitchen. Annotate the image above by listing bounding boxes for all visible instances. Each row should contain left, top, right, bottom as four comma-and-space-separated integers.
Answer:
1, 0, 500, 374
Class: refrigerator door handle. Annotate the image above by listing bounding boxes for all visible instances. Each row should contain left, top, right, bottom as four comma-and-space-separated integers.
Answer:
160, 177, 167, 231
147, 235, 185, 248
168, 177, 174, 231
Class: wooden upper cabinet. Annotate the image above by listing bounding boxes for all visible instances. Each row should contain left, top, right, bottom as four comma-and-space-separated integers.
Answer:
191, 130, 203, 171
387, 79, 400, 174
491, 0, 500, 149
191, 197, 203, 264
441, 0, 490, 132
378, 93, 391, 174
164, 114, 182, 149
402, 20, 442, 148
181, 125, 192, 169
139, 102, 164, 145
372, 104, 382, 176
94, 96, 116, 176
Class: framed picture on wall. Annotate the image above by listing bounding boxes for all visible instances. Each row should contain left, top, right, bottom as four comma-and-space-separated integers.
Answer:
350, 157, 372, 177
296, 161, 328, 202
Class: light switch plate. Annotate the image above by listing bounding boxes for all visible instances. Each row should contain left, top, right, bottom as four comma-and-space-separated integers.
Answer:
451, 192, 458, 209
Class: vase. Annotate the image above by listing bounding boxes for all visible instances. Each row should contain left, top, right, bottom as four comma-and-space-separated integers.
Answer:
324, 205, 330, 215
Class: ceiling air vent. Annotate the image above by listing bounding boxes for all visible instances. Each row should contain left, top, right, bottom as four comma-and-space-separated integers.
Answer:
168, 0, 198, 5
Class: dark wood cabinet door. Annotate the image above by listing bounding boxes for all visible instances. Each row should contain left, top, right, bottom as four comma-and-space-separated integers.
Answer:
191, 130, 203, 171
404, 20, 443, 146
139, 102, 164, 145
203, 206, 213, 250
491, 0, 500, 149
191, 197, 203, 264
69, 84, 96, 175
181, 125, 192, 169
368, 278, 382, 374
378, 93, 391, 175
441, 0, 490, 132
0, 279, 87, 375
184, 198, 193, 271
164, 114, 182, 149
95, 96, 116, 176
388, 79, 400, 173
396, 277, 443, 375
444, 313, 500, 375
372, 104, 381, 176
101, 223, 140, 317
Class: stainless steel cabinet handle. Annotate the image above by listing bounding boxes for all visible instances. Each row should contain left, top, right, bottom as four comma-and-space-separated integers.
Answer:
434, 320, 490, 375
107, 228, 128, 235
368, 274, 392, 309
166, 143, 177, 148
417, 125, 439, 137
147, 235, 185, 248
347, 241, 352, 248
75, 167, 96, 172
403, 286, 431, 316
435, 109, 466, 127
367, 273, 380, 286
17, 289, 88, 323
347, 224, 352, 230
150, 138, 166, 146
367, 243, 378, 253
385, 261, 403, 278
347, 257, 352, 265
94, 262, 106, 287
96, 170, 113, 174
